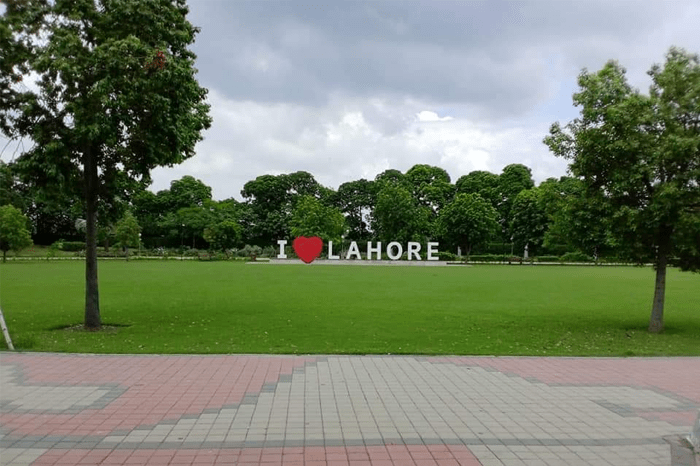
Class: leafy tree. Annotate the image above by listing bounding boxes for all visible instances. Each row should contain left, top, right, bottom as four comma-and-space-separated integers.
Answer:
509, 188, 548, 256
543, 47, 700, 333
289, 195, 346, 243
114, 211, 141, 261
404, 164, 454, 213
167, 175, 212, 210
374, 169, 409, 189
1, 0, 212, 328
497, 164, 535, 240
541, 178, 614, 258
0, 204, 33, 262
436, 193, 499, 258
241, 174, 293, 246
336, 179, 376, 241
455, 170, 500, 209
373, 184, 431, 244
203, 219, 242, 251
0, 161, 28, 210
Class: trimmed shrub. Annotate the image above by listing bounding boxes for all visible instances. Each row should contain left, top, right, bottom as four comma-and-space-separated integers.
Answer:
438, 251, 459, 261
536, 255, 560, 262
560, 251, 593, 262
60, 241, 86, 251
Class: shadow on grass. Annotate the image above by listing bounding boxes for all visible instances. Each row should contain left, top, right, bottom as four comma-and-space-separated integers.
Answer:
47, 322, 131, 331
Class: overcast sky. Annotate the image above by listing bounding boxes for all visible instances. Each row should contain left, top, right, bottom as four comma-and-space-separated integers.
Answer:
2, 0, 699, 201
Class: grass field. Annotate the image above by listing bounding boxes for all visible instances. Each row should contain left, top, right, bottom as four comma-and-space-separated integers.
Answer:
1, 261, 699, 356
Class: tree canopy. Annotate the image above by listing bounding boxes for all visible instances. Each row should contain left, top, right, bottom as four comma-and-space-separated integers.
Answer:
544, 47, 700, 333
1, 0, 212, 328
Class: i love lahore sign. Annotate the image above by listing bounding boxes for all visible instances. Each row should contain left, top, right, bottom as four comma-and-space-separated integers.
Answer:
277, 237, 439, 264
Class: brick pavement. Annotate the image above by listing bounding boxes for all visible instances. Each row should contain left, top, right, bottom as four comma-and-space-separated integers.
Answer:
1, 354, 697, 465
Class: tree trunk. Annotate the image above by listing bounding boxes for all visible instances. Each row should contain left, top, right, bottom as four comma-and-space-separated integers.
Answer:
649, 230, 672, 334
2, 250, 6, 263
125, 246, 129, 261
84, 145, 101, 330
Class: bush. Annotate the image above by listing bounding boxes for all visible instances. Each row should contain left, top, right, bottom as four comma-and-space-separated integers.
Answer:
560, 251, 593, 262
261, 245, 276, 258
237, 244, 263, 258
536, 255, 560, 262
60, 241, 86, 251
468, 254, 509, 262
183, 248, 200, 257
438, 251, 459, 261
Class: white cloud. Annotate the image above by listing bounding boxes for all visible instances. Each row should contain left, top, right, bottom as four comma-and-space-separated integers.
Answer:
150, 90, 567, 200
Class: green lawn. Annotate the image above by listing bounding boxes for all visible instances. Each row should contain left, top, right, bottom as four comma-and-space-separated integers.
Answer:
1, 261, 699, 356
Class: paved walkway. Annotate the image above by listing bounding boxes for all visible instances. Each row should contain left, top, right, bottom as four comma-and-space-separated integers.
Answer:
1, 354, 697, 465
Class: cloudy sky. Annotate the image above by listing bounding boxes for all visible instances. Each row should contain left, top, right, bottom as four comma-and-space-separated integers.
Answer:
2, 0, 699, 201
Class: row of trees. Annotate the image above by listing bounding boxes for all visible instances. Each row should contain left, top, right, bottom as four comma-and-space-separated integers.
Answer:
2, 160, 598, 259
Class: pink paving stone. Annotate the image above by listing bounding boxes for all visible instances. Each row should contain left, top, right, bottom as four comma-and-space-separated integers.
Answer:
1, 354, 313, 437
432, 356, 700, 403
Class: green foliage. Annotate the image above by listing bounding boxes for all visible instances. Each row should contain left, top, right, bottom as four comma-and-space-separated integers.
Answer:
168, 176, 212, 210
114, 212, 141, 255
1, 0, 212, 327
336, 179, 376, 241
468, 254, 510, 262
373, 185, 431, 244
536, 255, 561, 263
289, 195, 346, 243
203, 219, 243, 251
455, 170, 500, 209
0, 204, 33, 261
560, 252, 594, 263
437, 251, 459, 261
509, 188, 548, 256
497, 164, 535, 238
436, 193, 499, 256
404, 164, 455, 214
237, 244, 263, 258
544, 47, 700, 332
60, 241, 87, 252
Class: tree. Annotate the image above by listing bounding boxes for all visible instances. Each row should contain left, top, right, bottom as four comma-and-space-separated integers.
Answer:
541, 178, 614, 258
404, 164, 454, 213
114, 211, 141, 261
509, 188, 548, 256
373, 184, 431, 244
336, 179, 376, 241
455, 170, 500, 210
0, 161, 28, 211
203, 219, 242, 251
1, 0, 212, 329
497, 164, 535, 240
289, 195, 346, 243
0, 204, 33, 262
543, 47, 700, 333
168, 175, 212, 210
435, 193, 499, 258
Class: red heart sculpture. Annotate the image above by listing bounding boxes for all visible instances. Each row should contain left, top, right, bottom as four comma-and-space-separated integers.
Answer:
292, 236, 323, 264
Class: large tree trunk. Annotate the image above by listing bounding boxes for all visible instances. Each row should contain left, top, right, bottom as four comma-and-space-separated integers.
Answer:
84, 146, 101, 330
649, 231, 672, 334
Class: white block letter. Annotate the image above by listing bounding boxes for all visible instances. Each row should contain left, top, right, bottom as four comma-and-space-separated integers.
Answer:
366, 242, 381, 260
407, 242, 421, 260
328, 241, 340, 260
427, 242, 439, 261
277, 240, 287, 259
345, 241, 361, 260
387, 242, 403, 260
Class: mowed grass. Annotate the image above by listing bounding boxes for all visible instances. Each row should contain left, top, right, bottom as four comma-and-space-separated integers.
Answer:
1, 261, 699, 356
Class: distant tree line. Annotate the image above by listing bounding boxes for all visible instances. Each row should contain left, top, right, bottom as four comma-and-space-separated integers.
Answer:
2, 159, 621, 260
